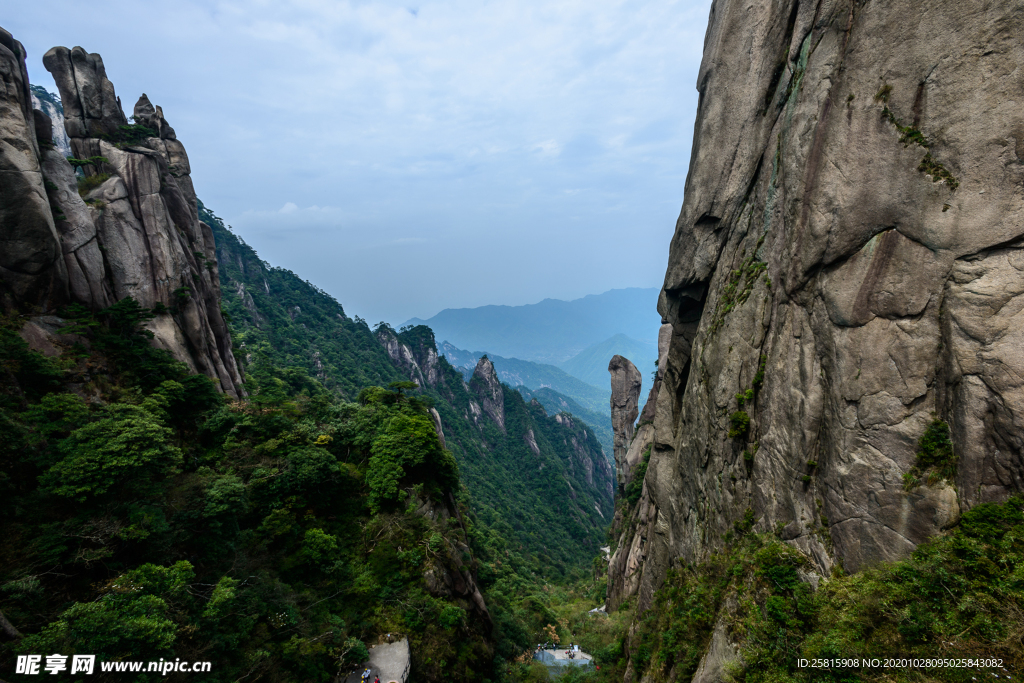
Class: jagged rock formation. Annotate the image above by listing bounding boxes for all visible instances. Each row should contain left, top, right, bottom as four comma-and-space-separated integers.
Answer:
613, 0, 1024, 631
374, 324, 616, 567
0, 40, 244, 397
605, 346, 666, 611
0, 28, 69, 311
377, 325, 442, 388
608, 355, 642, 490
470, 356, 505, 432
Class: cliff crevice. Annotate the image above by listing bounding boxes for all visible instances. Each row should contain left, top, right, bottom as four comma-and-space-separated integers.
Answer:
609, 0, 1024, 635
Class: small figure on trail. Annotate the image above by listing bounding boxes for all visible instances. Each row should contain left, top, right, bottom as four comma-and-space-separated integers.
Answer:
361, 668, 371, 682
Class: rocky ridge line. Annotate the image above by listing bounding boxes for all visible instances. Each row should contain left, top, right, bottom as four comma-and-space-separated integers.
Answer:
0, 30, 243, 397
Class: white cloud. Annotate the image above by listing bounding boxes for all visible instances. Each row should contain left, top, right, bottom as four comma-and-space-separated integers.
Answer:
12, 0, 711, 322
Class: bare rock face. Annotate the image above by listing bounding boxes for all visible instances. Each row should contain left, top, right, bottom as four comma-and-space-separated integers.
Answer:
133, 94, 175, 141
470, 356, 505, 431
0, 28, 68, 311
634, 0, 1024, 621
13, 40, 244, 398
375, 325, 442, 389
608, 355, 642, 490
37, 133, 113, 308
41, 46, 126, 139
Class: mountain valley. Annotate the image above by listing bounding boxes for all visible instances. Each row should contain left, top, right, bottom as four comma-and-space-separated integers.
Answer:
3, 2, 1024, 682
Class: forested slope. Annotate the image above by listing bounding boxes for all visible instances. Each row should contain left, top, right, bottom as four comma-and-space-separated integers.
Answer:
0, 302, 492, 683
204, 202, 404, 398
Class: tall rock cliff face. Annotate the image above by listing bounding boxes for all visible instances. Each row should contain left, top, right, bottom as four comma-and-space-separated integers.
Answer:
0, 35, 243, 397
0, 28, 69, 312
614, 0, 1024, 619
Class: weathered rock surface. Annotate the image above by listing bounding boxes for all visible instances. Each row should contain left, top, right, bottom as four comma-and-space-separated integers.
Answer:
605, 351, 664, 611
0, 28, 68, 311
38, 138, 112, 308
470, 356, 505, 432
609, 355, 642, 490
616, 0, 1024, 631
375, 325, 442, 389
42, 46, 126, 139
0, 30, 242, 397
28, 42, 245, 398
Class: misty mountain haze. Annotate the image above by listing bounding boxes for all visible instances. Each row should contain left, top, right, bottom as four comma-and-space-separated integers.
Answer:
404, 287, 661, 365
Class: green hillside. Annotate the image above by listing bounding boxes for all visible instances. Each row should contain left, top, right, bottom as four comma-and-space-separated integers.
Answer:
516, 386, 613, 462
0, 295, 492, 683
557, 333, 657, 390
204, 201, 405, 398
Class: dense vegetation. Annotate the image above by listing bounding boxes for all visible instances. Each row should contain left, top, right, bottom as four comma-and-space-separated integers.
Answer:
204, 201, 406, 399
206, 208, 616, 676
516, 386, 614, 461
0, 302, 495, 682
6, 202, 1014, 683
206, 208, 612, 576
620, 497, 1024, 682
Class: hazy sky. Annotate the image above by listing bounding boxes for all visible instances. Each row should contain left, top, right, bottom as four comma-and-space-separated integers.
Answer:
12, 0, 711, 324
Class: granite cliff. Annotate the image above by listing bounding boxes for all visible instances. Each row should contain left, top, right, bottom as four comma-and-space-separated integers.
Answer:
607, 0, 1024, 639
0, 31, 243, 397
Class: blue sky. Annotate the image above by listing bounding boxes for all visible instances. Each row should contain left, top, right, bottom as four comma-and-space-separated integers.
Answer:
12, 0, 711, 324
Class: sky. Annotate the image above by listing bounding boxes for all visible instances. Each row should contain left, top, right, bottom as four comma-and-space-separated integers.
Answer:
11, 0, 711, 324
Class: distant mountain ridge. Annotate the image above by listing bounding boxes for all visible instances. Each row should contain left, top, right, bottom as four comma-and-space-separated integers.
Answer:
404, 287, 661, 365
439, 341, 610, 416
558, 333, 658, 390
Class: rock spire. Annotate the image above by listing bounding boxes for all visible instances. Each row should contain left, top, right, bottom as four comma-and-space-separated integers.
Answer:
0, 30, 243, 398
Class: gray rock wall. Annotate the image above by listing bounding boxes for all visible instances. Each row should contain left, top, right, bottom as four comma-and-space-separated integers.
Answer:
0, 28, 243, 398
620, 0, 1024, 619
0, 28, 68, 311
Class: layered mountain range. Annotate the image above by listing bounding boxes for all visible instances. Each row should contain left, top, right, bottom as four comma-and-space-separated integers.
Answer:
406, 287, 661, 365
0, 28, 617, 682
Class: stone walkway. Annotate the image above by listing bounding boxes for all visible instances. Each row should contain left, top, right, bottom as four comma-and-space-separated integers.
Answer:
341, 638, 410, 683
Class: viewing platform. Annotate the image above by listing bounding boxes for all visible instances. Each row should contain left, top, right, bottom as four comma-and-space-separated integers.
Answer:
533, 647, 594, 677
